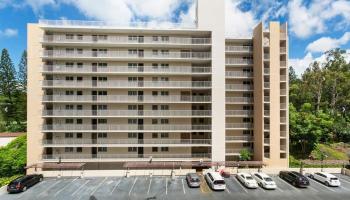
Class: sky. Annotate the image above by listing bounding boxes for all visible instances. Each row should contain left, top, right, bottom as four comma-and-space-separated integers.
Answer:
0, 0, 349, 75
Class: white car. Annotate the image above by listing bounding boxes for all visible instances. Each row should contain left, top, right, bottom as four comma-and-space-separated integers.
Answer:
236, 172, 258, 189
252, 172, 277, 189
310, 172, 341, 187
205, 171, 226, 191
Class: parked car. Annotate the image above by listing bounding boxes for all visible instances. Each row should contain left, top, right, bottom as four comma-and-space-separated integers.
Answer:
205, 171, 226, 191
236, 172, 258, 189
7, 174, 43, 193
309, 172, 340, 187
252, 172, 277, 189
279, 171, 309, 188
186, 173, 201, 188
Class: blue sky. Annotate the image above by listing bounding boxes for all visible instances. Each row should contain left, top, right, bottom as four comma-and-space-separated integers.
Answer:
0, 0, 349, 75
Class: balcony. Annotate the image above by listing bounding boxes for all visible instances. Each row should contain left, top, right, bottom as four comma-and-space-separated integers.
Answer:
42, 124, 212, 132
225, 46, 253, 53
264, 124, 270, 130
264, 110, 270, 116
225, 123, 253, 130
42, 80, 211, 89
264, 153, 270, 158
42, 50, 211, 61
42, 95, 212, 103
281, 61, 287, 68
264, 82, 270, 89
281, 89, 287, 95
280, 131, 287, 137
281, 117, 287, 123
42, 153, 211, 161
42, 65, 211, 75
264, 68, 269, 75
42, 35, 211, 45
264, 54, 270, 60
280, 47, 287, 54
225, 110, 253, 117
280, 145, 287, 151
42, 138, 211, 147
264, 138, 270, 145
225, 71, 253, 78
225, 148, 252, 155
225, 58, 253, 65
225, 135, 253, 142
280, 103, 287, 109
225, 97, 253, 104
226, 84, 253, 91
280, 75, 287, 82
264, 96, 270, 102
43, 109, 211, 118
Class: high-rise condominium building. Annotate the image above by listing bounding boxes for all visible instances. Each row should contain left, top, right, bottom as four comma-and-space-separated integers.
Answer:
27, 0, 288, 173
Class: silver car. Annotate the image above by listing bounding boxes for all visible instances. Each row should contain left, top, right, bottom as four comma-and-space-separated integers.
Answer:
186, 173, 201, 188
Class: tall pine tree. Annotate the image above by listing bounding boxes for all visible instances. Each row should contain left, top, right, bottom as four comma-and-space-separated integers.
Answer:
17, 50, 27, 92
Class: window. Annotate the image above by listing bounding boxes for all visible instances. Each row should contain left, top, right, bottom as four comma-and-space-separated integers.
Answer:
128, 35, 138, 41
98, 133, 107, 138
160, 91, 169, 96
152, 105, 158, 110
152, 147, 158, 152
160, 105, 169, 110
98, 119, 107, 124
128, 147, 137, 152
243, 143, 251, 147
98, 91, 107, 95
152, 133, 158, 138
77, 77, 83, 81
243, 130, 251, 135
152, 77, 158, 82
65, 62, 74, 68
65, 132, 73, 138
161, 50, 169, 55
65, 76, 74, 81
160, 63, 169, 69
152, 36, 158, 41
98, 35, 107, 40
161, 36, 169, 42
98, 63, 107, 68
65, 119, 74, 124
128, 49, 138, 55
152, 50, 158, 55
65, 147, 74, 152
161, 147, 169, 152
160, 133, 169, 138
76, 147, 82, 153
243, 118, 252, 123
128, 91, 137, 96
152, 63, 158, 69
160, 77, 169, 81
77, 63, 83, 68
77, 35, 83, 40
65, 34, 74, 40
152, 119, 158, 124
77, 49, 83, 54
128, 133, 137, 138
98, 147, 107, 152
66, 48, 74, 54
160, 119, 169, 124
65, 91, 74, 95
128, 119, 137, 124
76, 119, 83, 124
65, 105, 74, 110
128, 63, 138, 69
77, 91, 83, 96
76, 133, 82, 138
98, 77, 107, 81
128, 105, 137, 110
152, 91, 158, 96
128, 77, 137, 82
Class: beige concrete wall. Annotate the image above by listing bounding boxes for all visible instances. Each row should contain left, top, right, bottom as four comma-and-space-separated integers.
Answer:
27, 24, 44, 174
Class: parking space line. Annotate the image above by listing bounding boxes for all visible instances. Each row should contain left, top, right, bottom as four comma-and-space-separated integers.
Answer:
276, 187, 283, 192
128, 177, 137, 196
71, 180, 90, 196
165, 178, 168, 195
308, 178, 335, 192
339, 185, 350, 192
258, 187, 265, 193
233, 177, 248, 193
91, 177, 107, 196
337, 176, 350, 184
147, 178, 152, 194
38, 179, 62, 197
181, 179, 186, 194
276, 177, 300, 192
15, 180, 47, 199
54, 178, 78, 196
226, 186, 231, 194
110, 178, 121, 195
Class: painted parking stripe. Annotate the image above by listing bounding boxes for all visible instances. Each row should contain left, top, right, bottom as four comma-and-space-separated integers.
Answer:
181, 179, 186, 194
147, 178, 152, 194
54, 178, 78, 196
128, 177, 138, 196
38, 179, 62, 196
71, 180, 90, 196
277, 177, 300, 192
110, 178, 121, 195
276, 187, 283, 192
339, 185, 350, 192
336, 176, 350, 184
165, 178, 168, 195
233, 177, 248, 193
308, 178, 335, 192
199, 175, 211, 193
91, 177, 108, 196
16, 180, 47, 200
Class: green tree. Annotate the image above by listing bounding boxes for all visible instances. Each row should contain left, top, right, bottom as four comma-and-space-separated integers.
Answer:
239, 149, 252, 161
17, 50, 27, 92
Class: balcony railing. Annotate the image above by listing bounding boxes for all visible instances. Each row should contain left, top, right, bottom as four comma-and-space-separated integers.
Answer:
42, 124, 212, 132
226, 84, 253, 91
281, 117, 287, 123
264, 54, 270, 60
42, 50, 211, 60
225, 135, 253, 141
225, 71, 253, 78
280, 47, 287, 53
43, 110, 211, 117
280, 145, 287, 151
226, 148, 252, 154
280, 75, 287, 81
42, 80, 211, 89
281, 61, 287, 67
42, 65, 211, 74
42, 139, 211, 145
225, 110, 253, 116
280, 103, 287, 109
225, 46, 253, 52
225, 123, 253, 129
264, 138, 270, 145
264, 110, 270, 116
264, 124, 270, 130
280, 131, 287, 137
264, 96, 270, 102
264, 82, 270, 89
281, 89, 287, 95
225, 58, 253, 65
226, 97, 253, 104
264, 68, 269, 74
42, 153, 211, 160
42, 35, 211, 45
42, 95, 212, 103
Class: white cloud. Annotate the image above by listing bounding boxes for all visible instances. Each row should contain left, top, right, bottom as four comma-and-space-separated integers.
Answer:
0, 28, 18, 37
306, 32, 350, 53
288, 0, 350, 38
225, 0, 257, 38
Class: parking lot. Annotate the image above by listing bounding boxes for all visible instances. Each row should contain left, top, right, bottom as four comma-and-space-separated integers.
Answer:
1, 173, 350, 200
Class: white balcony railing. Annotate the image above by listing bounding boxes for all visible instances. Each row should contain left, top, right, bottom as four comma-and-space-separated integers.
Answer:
42, 95, 212, 103
280, 47, 287, 53
225, 71, 253, 78
226, 97, 253, 104
42, 80, 211, 88
226, 84, 253, 91
280, 131, 287, 137
264, 96, 270, 102
225, 110, 253, 116
42, 35, 211, 45
42, 50, 211, 60
42, 153, 211, 160
42, 65, 211, 74
226, 148, 252, 154
280, 145, 287, 151
281, 89, 287, 95
225, 136, 253, 141
225, 123, 253, 129
281, 117, 287, 123
264, 110, 270, 116
264, 82, 270, 88
42, 124, 212, 131
42, 139, 211, 145
264, 124, 270, 130
43, 110, 211, 117
225, 46, 253, 53
225, 58, 253, 65
264, 68, 269, 74
281, 61, 287, 67
264, 54, 270, 60
264, 138, 270, 145
280, 75, 287, 81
